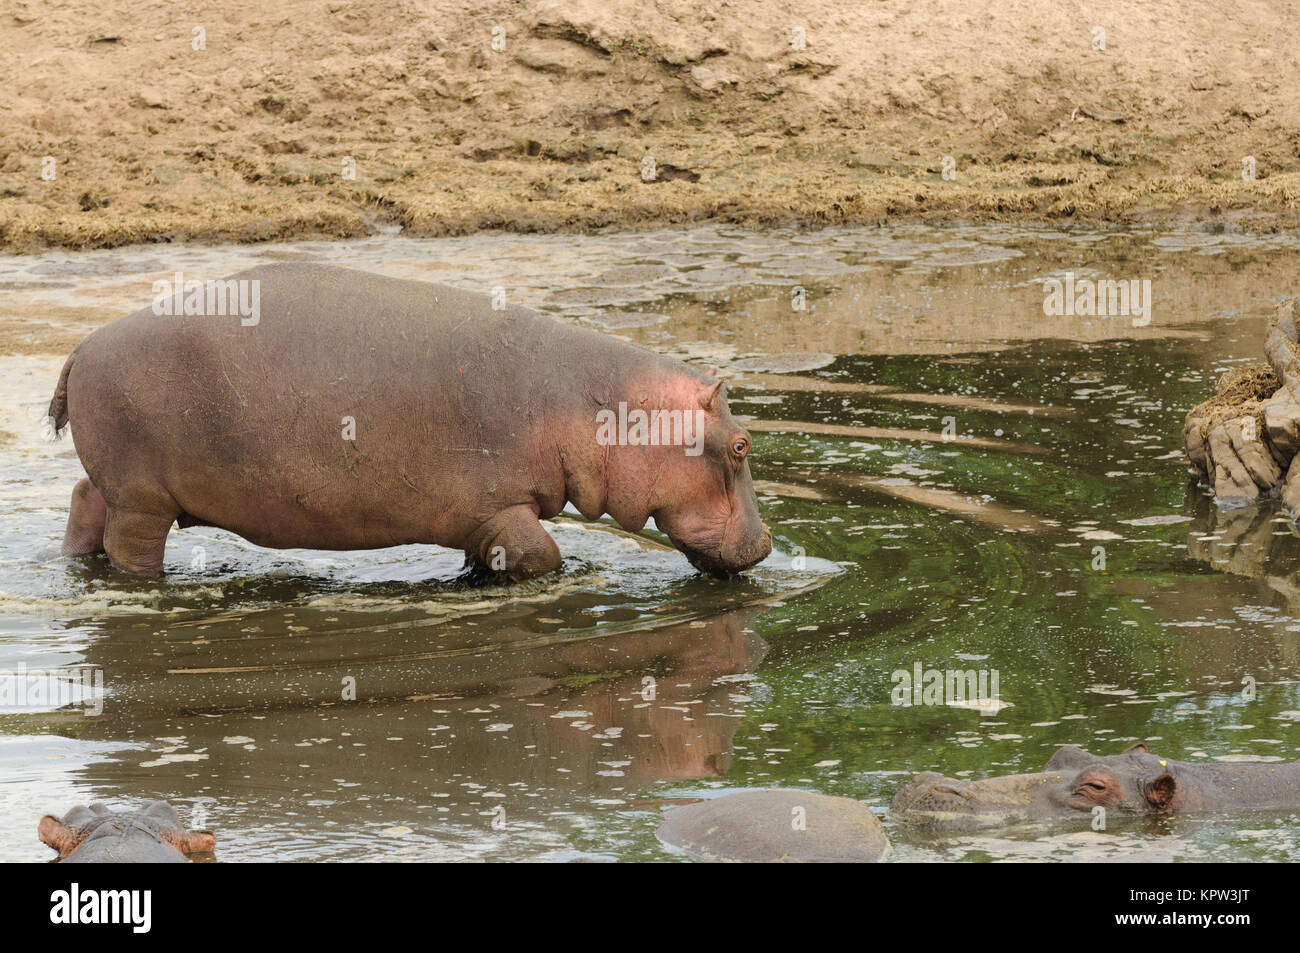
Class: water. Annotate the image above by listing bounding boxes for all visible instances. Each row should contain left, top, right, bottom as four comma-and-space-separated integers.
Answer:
3, 223, 1300, 861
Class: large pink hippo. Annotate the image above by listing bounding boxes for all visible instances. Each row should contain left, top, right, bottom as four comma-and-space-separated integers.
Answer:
48, 263, 771, 579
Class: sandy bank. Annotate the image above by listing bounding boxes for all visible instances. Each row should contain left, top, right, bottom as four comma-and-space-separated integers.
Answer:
4, 0, 1300, 249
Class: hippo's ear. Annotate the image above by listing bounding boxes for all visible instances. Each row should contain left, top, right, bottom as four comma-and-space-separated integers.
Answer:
38, 815, 83, 857
1141, 772, 1177, 813
1043, 744, 1087, 771
143, 800, 183, 824
177, 829, 217, 854
1123, 742, 1150, 755
698, 380, 723, 413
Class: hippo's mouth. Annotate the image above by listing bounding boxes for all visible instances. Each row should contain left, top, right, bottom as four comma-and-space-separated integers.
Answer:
669, 525, 773, 577
889, 805, 1041, 831
682, 549, 746, 578
889, 790, 1035, 830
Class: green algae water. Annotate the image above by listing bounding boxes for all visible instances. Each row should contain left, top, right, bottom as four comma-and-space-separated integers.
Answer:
2, 224, 1300, 861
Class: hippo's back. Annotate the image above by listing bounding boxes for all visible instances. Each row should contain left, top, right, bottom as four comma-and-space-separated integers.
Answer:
71, 262, 570, 403
63, 835, 190, 863
656, 790, 891, 862
60, 263, 629, 549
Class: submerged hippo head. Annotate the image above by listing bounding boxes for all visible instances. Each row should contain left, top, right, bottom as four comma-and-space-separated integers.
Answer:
891, 743, 1211, 830
624, 379, 772, 575
39, 801, 216, 863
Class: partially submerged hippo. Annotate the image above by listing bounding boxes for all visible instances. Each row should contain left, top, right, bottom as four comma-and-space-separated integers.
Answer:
49, 263, 770, 579
39, 801, 216, 863
891, 742, 1300, 830
656, 789, 890, 862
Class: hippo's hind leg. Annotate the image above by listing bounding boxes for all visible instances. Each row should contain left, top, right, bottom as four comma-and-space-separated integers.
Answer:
102, 486, 180, 577
61, 478, 107, 556
468, 504, 562, 582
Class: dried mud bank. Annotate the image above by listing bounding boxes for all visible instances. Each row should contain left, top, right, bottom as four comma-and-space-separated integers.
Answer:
4, 0, 1300, 250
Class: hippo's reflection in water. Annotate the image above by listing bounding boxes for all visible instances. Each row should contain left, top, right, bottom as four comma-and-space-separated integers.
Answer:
50, 590, 792, 858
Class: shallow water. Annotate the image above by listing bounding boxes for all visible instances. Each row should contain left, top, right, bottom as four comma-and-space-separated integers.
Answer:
3, 223, 1300, 861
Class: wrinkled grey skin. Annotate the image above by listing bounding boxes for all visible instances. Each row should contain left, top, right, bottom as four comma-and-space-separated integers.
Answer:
656, 789, 890, 862
891, 742, 1300, 830
39, 801, 216, 863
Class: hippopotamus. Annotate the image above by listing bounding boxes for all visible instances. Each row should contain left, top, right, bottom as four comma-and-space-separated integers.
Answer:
656, 790, 891, 862
48, 263, 771, 579
891, 742, 1300, 830
39, 801, 216, 863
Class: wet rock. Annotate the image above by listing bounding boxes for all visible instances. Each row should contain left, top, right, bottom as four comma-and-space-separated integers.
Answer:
1206, 422, 1271, 503
1184, 299, 1300, 512
1282, 464, 1300, 516
1263, 388, 1300, 462
656, 789, 890, 863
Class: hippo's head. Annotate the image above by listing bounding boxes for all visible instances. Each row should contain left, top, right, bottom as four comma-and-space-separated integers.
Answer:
635, 380, 772, 575
39, 800, 216, 863
890, 743, 1183, 830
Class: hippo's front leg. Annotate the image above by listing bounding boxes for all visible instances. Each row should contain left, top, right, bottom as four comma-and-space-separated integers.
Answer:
467, 504, 562, 581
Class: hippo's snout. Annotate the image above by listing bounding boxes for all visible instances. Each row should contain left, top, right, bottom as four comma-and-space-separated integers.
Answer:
647, 413, 772, 577
890, 772, 1005, 830
891, 769, 1074, 830
701, 466, 773, 574
744, 524, 775, 568
722, 521, 773, 574
685, 523, 772, 576
890, 772, 970, 814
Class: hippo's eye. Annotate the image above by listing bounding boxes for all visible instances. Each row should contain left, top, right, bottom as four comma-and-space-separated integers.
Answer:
731, 437, 749, 458
1073, 775, 1111, 798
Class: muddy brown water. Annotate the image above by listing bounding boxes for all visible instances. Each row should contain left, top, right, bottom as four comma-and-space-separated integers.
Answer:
3, 223, 1300, 861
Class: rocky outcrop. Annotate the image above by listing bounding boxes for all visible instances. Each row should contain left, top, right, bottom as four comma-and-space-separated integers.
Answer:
1183, 299, 1300, 511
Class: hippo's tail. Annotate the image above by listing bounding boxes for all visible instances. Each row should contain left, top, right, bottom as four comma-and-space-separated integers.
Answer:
47, 350, 76, 436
